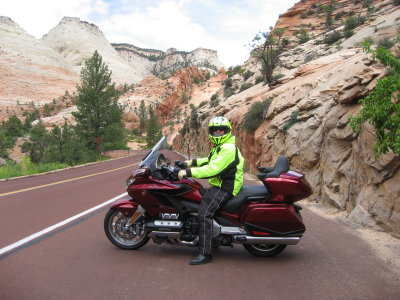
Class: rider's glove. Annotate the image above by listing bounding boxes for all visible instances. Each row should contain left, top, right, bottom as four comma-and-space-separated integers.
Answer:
184, 160, 193, 167
178, 170, 187, 180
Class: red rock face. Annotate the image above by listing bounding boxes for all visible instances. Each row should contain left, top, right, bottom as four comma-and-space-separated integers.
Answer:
274, 0, 388, 37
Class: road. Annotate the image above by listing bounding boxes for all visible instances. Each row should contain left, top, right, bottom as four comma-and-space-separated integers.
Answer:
0, 151, 399, 300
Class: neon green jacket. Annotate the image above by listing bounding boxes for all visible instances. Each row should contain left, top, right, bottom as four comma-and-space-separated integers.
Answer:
186, 136, 244, 196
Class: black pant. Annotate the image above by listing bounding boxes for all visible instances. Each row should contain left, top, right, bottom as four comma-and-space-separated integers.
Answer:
198, 186, 232, 255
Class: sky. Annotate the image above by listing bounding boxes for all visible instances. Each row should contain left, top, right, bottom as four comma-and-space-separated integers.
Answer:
1, 0, 299, 67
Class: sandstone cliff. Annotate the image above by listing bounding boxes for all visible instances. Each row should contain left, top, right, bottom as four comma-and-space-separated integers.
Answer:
41, 17, 143, 85
113, 43, 224, 78
172, 0, 400, 235
0, 16, 78, 120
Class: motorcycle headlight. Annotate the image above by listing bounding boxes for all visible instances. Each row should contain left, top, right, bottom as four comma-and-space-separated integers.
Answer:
126, 177, 135, 188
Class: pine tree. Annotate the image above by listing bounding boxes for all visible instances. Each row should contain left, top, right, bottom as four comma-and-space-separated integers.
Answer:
138, 100, 148, 132
72, 50, 126, 153
21, 121, 49, 163
146, 110, 162, 148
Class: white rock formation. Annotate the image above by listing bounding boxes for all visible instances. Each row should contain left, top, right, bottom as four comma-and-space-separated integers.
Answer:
41, 17, 142, 85
0, 16, 78, 110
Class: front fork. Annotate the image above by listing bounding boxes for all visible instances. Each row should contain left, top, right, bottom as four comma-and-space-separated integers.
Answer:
124, 205, 146, 230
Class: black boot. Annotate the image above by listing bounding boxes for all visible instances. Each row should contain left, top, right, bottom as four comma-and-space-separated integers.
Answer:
189, 253, 213, 265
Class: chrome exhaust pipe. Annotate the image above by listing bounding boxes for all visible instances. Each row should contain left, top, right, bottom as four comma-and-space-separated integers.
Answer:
233, 235, 301, 245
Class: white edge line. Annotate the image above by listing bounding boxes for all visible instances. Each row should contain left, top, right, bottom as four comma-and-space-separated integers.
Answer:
0, 192, 128, 256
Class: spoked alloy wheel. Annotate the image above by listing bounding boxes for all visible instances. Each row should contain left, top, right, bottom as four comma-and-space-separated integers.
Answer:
243, 243, 287, 257
104, 208, 149, 250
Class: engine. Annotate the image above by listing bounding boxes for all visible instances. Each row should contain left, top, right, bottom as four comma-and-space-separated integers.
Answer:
146, 214, 200, 245
181, 216, 199, 241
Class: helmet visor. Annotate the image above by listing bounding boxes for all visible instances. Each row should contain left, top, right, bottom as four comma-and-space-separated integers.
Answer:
209, 126, 230, 137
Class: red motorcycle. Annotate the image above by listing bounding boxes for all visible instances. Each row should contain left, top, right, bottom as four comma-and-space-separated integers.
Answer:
104, 136, 312, 257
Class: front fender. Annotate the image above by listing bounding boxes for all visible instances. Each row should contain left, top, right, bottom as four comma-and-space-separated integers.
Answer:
110, 198, 139, 217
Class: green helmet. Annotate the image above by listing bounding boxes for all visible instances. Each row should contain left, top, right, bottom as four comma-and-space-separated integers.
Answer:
208, 116, 232, 145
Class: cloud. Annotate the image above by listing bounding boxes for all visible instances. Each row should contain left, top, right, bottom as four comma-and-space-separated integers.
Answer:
1, 0, 299, 66
0, 0, 92, 37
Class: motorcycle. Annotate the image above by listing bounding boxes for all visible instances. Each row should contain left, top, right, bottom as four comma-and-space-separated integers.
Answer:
104, 136, 312, 257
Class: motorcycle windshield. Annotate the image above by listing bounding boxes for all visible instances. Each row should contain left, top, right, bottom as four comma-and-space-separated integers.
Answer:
139, 136, 166, 168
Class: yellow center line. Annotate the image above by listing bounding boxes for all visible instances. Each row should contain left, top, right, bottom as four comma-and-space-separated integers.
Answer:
0, 162, 138, 198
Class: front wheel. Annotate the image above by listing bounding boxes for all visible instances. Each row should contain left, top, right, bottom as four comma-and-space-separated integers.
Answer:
104, 208, 149, 250
243, 243, 287, 257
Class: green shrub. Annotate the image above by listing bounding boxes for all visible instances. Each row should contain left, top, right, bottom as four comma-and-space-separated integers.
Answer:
394, 0, 400, 5
377, 37, 394, 49
363, 0, 374, 8
0, 156, 68, 180
211, 93, 218, 101
335, 11, 346, 20
239, 83, 254, 92
198, 101, 208, 108
210, 99, 220, 107
323, 31, 342, 44
298, 29, 310, 44
223, 88, 235, 98
255, 76, 264, 84
272, 74, 285, 81
350, 41, 400, 156
283, 111, 300, 133
344, 16, 366, 31
242, 98, 273, 132
223, 77, 233, 89
243, 70, 254, 80
344, 29, 354, 38
226, 65, 245, 77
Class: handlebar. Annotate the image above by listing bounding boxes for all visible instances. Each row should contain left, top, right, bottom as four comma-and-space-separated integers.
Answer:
174, 160, 188, 169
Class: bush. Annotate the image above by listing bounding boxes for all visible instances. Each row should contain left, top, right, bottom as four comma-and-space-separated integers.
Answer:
344, 16, 366, 31
283, 111, 300, 133
198, 101, 208, 108
350, 42, 400, 156
224, 88, 235, 98
211, 93, 218, 101
394, 0, 400, 5
378, 37, 394, 49
272, 74, 285, 81
239, 83, 254, 92
344, 29, 354, 38
323, 31, 342, 44
242, 98, 273, 132
335, 11, 346, 20
223, 77, 233, 89
255, 76, 264, 84
298, 29, 310, 44
243, 70, 254, 81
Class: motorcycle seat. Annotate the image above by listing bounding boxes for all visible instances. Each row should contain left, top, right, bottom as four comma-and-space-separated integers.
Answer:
222, 185, 269, 213
257, 156, 289, 180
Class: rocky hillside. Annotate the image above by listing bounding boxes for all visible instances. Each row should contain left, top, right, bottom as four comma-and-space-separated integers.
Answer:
0, 16, 79, 121
0, 16, 224, 122
41, 17, 148, 84
172, 0, 400, 236
113, 44, 224, 79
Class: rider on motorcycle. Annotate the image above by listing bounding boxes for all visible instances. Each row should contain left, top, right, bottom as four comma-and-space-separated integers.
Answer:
178, 116, 244, 265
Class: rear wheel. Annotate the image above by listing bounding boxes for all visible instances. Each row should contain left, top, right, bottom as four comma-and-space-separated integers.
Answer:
104, 208, 149, 250
243, 243, 287, 257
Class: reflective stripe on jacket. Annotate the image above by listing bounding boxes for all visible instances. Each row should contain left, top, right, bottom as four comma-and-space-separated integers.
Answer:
186, 135, 244, 196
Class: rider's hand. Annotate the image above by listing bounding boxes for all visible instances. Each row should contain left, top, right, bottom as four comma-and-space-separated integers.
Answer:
178, 170, 187, 180
184, 160, 193, 167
